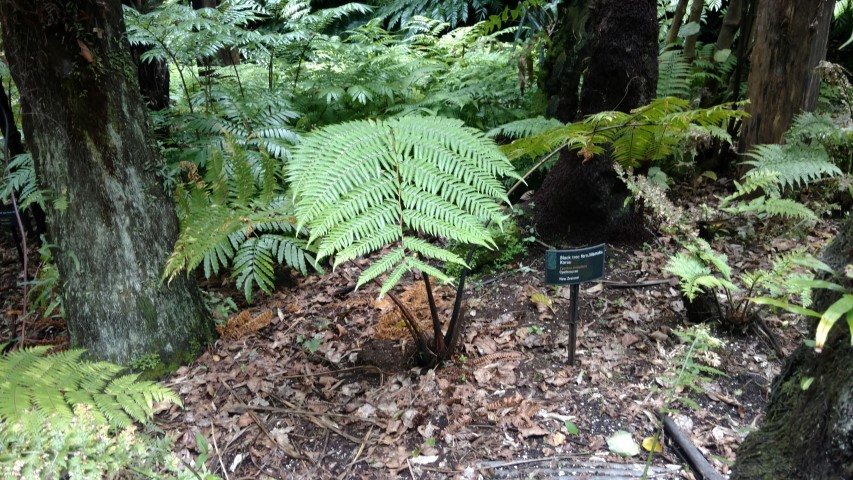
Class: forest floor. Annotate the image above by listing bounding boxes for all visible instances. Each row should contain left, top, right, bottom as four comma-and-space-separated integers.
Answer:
0, 179, 842, 480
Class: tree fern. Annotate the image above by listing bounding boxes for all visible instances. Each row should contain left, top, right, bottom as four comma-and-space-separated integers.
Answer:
0, 346, 180, 431
376, 0, 500, 28
501, 97, 747, 167
289, 116, 518, 295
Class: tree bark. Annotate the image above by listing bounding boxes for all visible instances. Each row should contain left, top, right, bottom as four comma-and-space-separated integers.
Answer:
739, 0, 836, 152
535, 0, 658, 243
665, 0, 690, 47
0, 0, 215, 367
682, 0, 705, 63
732, 216, 853, 479
537, 1, 590, 123
714, 0, 743, 55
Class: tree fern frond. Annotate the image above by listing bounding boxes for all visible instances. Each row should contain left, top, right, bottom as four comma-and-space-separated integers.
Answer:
487, 117, 564, 140
291, 116, 515, 293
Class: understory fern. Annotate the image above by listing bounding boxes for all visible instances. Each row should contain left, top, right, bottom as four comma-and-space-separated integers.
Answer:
0, 346, 180, 431
165, 139, 317, 300
718, 171, 818, 222
289, 116, 518, 294
743, 112, 847, 188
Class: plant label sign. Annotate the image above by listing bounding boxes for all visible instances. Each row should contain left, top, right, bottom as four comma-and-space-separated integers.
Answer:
545, 244, 606, 285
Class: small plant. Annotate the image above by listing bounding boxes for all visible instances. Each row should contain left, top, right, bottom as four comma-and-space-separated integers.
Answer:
21, 239, 65, 321
202, 290, 238, 324
753, 258, 853, 353
664, 239, 814, 328
289, 115, 518, 365
659, 325, 726, 411
297, 334, 323, 354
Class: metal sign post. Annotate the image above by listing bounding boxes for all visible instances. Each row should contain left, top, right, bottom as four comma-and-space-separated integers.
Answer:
544, 244, 606, 365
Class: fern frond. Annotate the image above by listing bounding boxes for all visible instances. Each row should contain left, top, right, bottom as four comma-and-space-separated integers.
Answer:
743, 144, 841, 190
487, 116, 564, 140
0, 348, 180, 431
657, 50, 692, 99
290, 116, 516, 293
665, 252, 738, 302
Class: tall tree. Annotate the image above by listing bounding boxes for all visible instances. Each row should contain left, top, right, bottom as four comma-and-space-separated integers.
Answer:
732, 216, 853, 479
534, 0, 658, 242
0, 0, 214, 366
739, 0, 836, 152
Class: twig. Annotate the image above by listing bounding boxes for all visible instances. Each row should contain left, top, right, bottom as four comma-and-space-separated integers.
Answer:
479, 453, 589, 469
247, 410, 309, 461
227, 404, 382, 427
210, 426, 231, 480
220, 379, 308, 460
336, 426, 373, 480
406, 458, 415, 479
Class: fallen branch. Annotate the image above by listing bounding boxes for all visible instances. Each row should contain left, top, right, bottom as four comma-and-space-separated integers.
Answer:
662, 414, 724, 480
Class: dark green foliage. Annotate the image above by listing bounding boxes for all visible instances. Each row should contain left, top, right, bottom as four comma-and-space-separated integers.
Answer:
376, 0, 502, 28
165, 138, 317, 301
0, 346, 180, 431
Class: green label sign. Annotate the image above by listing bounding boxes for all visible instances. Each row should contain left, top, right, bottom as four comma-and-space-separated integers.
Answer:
545, 244, 606, 285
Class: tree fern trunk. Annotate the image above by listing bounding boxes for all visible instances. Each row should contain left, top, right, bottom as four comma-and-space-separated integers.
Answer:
0, 0, 215, 367
681, 0, 705, 63
535, 0, 658, 242
537, 1, 590, 123
664, 0, 690, 47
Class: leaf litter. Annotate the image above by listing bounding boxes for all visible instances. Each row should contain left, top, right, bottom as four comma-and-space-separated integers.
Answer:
0, 188, 837, 479
153, 227, 824, 479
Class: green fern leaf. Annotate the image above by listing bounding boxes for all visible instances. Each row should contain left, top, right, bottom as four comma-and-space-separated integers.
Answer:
743, 144, 841, 190
291, 116, 516, 293
0, 348, 181, 431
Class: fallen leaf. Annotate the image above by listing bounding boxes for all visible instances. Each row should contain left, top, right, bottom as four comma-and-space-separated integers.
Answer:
607, 431, 640, 457
621, 333, 640, 347
642, 436, 663, 453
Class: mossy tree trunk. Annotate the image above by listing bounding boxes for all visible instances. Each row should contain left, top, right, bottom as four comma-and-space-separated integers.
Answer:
537, 1, 590, 123
534, 0, 658, 243
739, 0, 835, 152
0, 0, 215, 367
732, 217, 853, 479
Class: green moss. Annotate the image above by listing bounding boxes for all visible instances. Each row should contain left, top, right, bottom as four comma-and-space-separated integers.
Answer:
136, 295, 158, 330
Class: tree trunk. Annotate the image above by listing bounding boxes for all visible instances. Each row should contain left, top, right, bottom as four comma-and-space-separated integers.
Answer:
665, 0, 690, 47
537, 1, 590, 123
682, 0, 705, 63
535, 0, 658, 243
732, 217, 853, 479
739, 0, 835, 152
714, 0, 743, 55
0, 0, 215, 367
